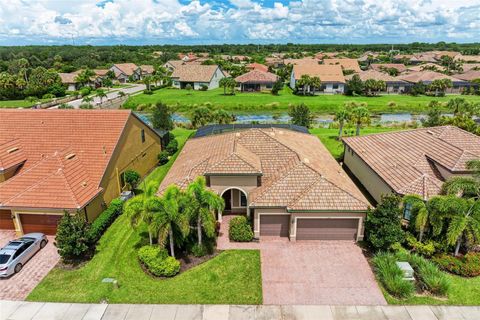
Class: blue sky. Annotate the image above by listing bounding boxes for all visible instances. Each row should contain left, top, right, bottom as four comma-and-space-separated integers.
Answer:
0, 0, 479, 45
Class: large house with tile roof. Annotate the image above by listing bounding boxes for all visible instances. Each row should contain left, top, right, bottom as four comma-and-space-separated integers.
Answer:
290, 64, 345, 94
0, 110, 162, 235
342, 126, 480, 206
170, 64, 226, 90
346, 70, 408, 94
158, 126, 370, 241
235, 70, 279, 92
109, 63, 141, 83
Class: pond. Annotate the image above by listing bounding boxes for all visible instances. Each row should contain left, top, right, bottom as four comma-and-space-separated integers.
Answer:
136, 112, 452, 126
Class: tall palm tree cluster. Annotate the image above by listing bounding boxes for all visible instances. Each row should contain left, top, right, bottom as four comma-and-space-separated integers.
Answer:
296, 75, 322, 95
124, 177, 224, 258
403, 160, 480, 256
334, 101, 371, 138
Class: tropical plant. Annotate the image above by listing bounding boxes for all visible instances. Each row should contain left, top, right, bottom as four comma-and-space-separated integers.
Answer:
124, 181, 158, 245
345, 74, 364, 95
271, 80, 284, 95
148, 185, 190, 258
213, 109, 235, 124
75, 69, 95, 87
55, 211, 90, 261
334, 107, 350, 140
310, 76, 321, 95
350, 105, 370, 135
428, 79, 452, 96
190, 106, 213, 128
124, 170, 141, 191
151, 102, 174, 131
402, 195, 430, 242
288, 103, 313, 128
423, 100, 444, 127
143, 75, 153, 91
117, 91, 126, 98
82, 95, 93, 104
96, 89, 107, 103
371, 252, 415, 299
186, 177, 224, 246
296, 74, 311, 95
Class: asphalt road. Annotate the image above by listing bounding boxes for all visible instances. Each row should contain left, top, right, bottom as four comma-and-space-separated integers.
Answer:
63, 84, 146, 109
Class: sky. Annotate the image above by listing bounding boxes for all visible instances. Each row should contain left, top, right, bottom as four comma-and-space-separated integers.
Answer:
0, 0, 479, 45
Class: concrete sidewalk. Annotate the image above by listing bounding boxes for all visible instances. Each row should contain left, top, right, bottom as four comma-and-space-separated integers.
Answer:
1, 301, 479, 320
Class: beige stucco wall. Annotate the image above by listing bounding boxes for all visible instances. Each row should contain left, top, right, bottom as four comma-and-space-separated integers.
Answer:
434, 163, 472, 181
343, 146, 394, 203
253, 207, 289, 238
209, 175, 259, 195
289, 211, 366, 241
100, 116, 162, 206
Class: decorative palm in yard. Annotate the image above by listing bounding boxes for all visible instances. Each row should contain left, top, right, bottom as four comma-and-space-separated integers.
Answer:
149, 185, 190, 258
124, 181, 158, 245
187, 177, 224, 246
349, 105, 371, 136
334, 107, 351, 140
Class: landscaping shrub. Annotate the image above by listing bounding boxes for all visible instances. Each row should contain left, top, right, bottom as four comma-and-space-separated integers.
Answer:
87, 199, 123, 244
433, 253, 480, 277
365, 194, 405, 252
405, 233, 436, 257
229, 216, 253, 242
166, 139, 178, 155
191, 243, 208, 257
407, 254, 450, 296
143, 89, 154, 95
79, 87, 91, 97
199, 84, 208, 91
42, 93, 55, 99
123, 169, 140, 190
158, 150, 170, 165
55, 212, 91, 261
138, 245, 180, 277
372, 252, 415, 299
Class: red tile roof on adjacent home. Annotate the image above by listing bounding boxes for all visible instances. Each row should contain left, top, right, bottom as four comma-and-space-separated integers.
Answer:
323, 59, 361, 73
0, 110, 134, 210
343, 126, 480, 200
159, 128, 370, 212
235, 70, 279, 84
0, 139, 27, 172
246, 63, 269, 72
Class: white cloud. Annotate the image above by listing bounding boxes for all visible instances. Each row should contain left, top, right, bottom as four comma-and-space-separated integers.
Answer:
0, 0, 479, 44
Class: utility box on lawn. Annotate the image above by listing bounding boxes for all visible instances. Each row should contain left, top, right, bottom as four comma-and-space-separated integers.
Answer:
396, 261, 414, 281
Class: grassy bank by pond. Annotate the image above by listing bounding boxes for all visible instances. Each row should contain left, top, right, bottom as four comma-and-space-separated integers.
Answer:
123, 87, 480, 115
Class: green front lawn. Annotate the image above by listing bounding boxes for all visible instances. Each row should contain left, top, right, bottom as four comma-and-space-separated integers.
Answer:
382, 274, 480, 306
310, 127, 402, 160
123, 87, 480, 115
28, 126, 262, 304
0, 99, 50, 108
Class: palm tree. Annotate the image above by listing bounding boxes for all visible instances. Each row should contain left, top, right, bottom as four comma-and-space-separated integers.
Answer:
297, 74, 311, 95
310, 76, 321, 95
143, 75, 153, 91
149, 186, 190, 258
82, 96, 93, 104
117, 91, 126, 98
403, 195, 430, 242
219, 77, 230, 95
187, 177, 224, 246
334, 107, 350, 140
124, 181, 158, 245
442, 160, 480, 199
96, 89, 107, 104
350, 105, 370, 136
428, 195, 480, 256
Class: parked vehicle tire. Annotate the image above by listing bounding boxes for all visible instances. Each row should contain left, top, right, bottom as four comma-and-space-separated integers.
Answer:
14, 263, 22, 274
40, 240, 47, 249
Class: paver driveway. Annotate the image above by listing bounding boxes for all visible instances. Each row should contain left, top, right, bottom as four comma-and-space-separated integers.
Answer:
0, 231, 59, 300
260, 240, 387, 305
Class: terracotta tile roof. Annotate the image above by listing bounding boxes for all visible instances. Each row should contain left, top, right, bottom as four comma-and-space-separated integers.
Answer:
235, 70, 278, 84
398, 71, 464, 83
113, 63, 139, 76
456, 55, 480, 63
343, 126, 480, 200
454, 70, 480, 81
323, 59, 361, 73
93, 69, 109, 76
171, 64, 221, 82
159, 128, 369, 212
0, 110, 133, 210
346, 70, 406, 83
284, 58, 320, 66
406, 63, 446, 73
59, 71, 80, 84
292, 64, 345, 83
0, 139, 27, 171
370, 64, 407, 73
462, 63, 480, 72
140, 65, 154, 74
246, 63, 269, 72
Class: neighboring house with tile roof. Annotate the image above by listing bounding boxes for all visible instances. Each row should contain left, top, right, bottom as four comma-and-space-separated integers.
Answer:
290, 64, 345, 94
406, 63, 447, 73
235, 70, 279, 92
369, 63, 407, 74
398, 71, 470, 93
158, 127, 370, 241
454, 70, 480, 82
170, 64, 226, 90
59, 71, 81, 91
0, 110, 162, 235
109, 63, 141, 83
323, 58, 361, 73
343, 126, 480, 206
246, 63, 269, 73
345, 70, 408, 93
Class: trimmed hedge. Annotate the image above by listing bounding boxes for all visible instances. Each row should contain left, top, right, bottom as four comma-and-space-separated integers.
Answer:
229, 216, 253, 242
433, 253, 480, 277
138, 245, 180, 277
87, 198, 123, 244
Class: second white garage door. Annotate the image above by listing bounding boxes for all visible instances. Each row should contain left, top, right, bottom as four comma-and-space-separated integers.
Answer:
296, 218, 358, 240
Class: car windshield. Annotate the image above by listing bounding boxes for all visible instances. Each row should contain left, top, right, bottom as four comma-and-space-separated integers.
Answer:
0, 254, 11, 264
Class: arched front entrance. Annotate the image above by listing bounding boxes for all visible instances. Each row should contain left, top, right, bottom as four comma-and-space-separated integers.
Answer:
218, 187, 248, 222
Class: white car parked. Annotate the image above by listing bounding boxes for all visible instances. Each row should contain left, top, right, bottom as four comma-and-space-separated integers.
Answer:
0, 233, 48, 277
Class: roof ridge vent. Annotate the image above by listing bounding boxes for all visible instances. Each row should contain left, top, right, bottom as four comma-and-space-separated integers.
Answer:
426, 130, 434, 135
7, 147, 19, 154
65, 153, 76, 160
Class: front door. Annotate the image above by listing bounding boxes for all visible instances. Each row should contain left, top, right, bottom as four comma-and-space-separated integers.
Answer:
223, 191, 232, 212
